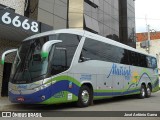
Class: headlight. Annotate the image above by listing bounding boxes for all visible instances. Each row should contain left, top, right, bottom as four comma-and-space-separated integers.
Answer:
34, 82, 52, 92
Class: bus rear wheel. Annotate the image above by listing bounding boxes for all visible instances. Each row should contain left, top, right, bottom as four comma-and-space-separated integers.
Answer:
138, 85, 146, 99
146, 85, 151, 98
77, 85, 93, 107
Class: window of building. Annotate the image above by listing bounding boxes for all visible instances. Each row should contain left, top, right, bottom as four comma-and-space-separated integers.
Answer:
84, 14, 100, 33
84, 0, 99, 8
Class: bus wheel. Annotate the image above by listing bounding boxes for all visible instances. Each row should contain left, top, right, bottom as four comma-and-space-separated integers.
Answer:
138, 85, 146, 99
146, 85, 151, 98
77, 85, 93, 107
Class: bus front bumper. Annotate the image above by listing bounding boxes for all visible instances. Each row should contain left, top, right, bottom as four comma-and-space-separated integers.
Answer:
8, 86, 51, 104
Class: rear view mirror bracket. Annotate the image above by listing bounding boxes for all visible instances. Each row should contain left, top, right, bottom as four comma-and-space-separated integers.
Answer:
41, 40, 62, 58
1, 49, 18, 65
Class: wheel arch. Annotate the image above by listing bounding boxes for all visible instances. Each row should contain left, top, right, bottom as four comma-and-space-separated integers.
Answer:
141, 82, 146, 87
80, 81, 93, 92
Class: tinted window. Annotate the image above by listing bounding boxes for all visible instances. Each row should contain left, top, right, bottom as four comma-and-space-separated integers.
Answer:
147, 56, 157, 68
128, 51, 139, 66
80, 38, 125, 63
139, 54, 147, 67
57, 33, 81, 67
80, 37, 157, 69
120, 50, 129, 65
102, 43, 125, 63
129, 51, 135, 66
50, 47, 67, 75
151, 57, 157, 68
10, 36, 51, 83
49, 33, 81, 75
146, 57, 152, 68
79, 38, 102, 62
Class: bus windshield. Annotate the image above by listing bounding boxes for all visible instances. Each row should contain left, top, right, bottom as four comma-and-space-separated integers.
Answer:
10, 35, 57, 84
10, 33, 81, 84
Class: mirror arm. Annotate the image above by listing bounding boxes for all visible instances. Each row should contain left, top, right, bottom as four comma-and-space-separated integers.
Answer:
41, 40, 62, 58
1, 49, 18, 65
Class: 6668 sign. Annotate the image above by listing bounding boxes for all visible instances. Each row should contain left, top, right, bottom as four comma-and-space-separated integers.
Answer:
0, 11, 39, 33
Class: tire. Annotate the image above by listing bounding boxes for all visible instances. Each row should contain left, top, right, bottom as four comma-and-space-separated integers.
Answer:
138, 85, 146, 99
77, 85, 93, 107
146, 85, 152, 98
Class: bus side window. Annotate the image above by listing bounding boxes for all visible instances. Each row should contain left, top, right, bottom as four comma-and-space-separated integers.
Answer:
128, 51, 134, 65
146, 56, 152, 68
58, 33, 81, 67
131, 52, 139, 66
120, 50, 129, 65
135, 53, 139, 66
151, 57, 157, 69
50, 47, 68, 75
140, 55, 147, 67
79, 38, 101, 62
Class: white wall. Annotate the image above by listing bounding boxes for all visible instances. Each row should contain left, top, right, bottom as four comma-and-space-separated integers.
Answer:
0, 0, 25, 15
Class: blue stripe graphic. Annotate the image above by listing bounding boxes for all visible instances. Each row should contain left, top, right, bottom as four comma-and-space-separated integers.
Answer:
9, 80, 80, 104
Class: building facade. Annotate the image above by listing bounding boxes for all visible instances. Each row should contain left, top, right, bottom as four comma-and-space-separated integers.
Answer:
24, 0, 68, 29
25, 0, 136, 47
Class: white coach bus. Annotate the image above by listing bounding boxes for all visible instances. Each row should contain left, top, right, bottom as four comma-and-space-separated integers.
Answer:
1, 29, 159, 107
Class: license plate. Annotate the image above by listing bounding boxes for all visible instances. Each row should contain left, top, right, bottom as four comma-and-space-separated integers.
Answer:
17, 97, 25, 102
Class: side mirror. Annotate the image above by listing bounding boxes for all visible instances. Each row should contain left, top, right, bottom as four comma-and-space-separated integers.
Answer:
41, 40, 62, 58
1, 49, 18, 65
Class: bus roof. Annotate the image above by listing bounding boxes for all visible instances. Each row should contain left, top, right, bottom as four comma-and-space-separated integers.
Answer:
23, 29, 155, 58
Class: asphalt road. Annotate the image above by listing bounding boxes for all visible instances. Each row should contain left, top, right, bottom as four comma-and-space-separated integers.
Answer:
1, 91, 160, 120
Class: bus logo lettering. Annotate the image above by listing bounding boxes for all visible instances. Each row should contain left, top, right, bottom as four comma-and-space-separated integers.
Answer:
107, 64, 131, 80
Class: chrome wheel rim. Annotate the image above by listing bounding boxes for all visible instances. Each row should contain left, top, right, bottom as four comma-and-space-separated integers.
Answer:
141, 88, 145, 97
82, 90, 89, 104
147, 87, 151, 96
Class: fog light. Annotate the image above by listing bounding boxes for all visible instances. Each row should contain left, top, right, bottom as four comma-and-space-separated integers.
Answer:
41, 95, 45, 100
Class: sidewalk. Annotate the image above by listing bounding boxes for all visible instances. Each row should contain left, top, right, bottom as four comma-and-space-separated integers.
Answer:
0, 97, 16, 111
